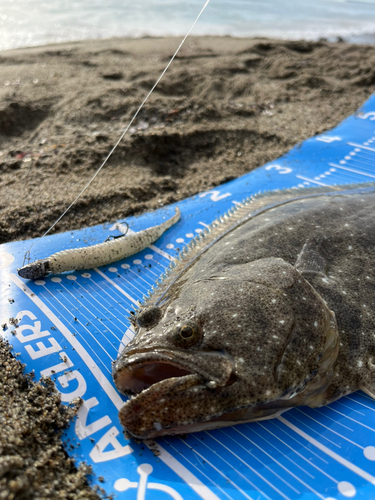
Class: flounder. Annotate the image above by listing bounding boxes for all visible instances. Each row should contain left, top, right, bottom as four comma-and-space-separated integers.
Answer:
113, 183, 375, 439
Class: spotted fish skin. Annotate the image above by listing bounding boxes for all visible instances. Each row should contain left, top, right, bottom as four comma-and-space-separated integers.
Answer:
113, 184, 375, 439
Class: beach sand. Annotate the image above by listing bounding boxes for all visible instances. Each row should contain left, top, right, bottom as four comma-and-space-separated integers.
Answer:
1, 36, 375, 498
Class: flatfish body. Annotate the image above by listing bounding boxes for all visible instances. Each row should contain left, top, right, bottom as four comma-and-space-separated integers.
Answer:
113, 183, 375, 439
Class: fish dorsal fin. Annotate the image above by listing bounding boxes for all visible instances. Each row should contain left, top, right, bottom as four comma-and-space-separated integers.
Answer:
140, 181, 375, 309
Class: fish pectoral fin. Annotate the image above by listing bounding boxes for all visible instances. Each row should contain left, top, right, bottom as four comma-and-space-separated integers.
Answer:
361, 385, 375, 400
295, 235, 328, 277
360, 354, 375, 400
275, 325, 315, 397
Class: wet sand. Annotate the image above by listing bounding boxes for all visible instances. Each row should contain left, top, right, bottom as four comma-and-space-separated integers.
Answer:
0, 35, 375, 498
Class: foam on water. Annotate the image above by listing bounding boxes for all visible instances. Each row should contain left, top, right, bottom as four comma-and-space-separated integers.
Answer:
1, 0, 375, 52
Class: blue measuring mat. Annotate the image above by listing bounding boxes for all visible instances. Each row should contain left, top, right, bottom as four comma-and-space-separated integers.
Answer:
1, 94, 375, 500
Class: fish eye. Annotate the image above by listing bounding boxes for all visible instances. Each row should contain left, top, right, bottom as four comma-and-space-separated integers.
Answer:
136, 306, 162, 329
173, 321, 202, 348
180, 325, 194, 338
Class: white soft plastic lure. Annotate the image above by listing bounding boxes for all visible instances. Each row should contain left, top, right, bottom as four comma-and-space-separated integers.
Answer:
18, 208, 180, 280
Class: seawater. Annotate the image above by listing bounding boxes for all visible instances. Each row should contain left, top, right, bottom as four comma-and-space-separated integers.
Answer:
1, 0, 375, 52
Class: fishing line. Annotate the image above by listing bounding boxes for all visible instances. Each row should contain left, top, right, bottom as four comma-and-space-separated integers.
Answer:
23, 0, 211, 265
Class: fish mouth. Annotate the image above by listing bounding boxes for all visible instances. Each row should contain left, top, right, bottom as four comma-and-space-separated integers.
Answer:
113, 349, 234, 397
113, 349, 235, 438
114, 357, 196, 396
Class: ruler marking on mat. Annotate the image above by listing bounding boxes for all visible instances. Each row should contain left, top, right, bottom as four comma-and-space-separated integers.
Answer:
295, 175, 328, 186
278, 416, 375, 485
329, 163, 375, 179
94, 268, 139, 305
348, 142, 375, 153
